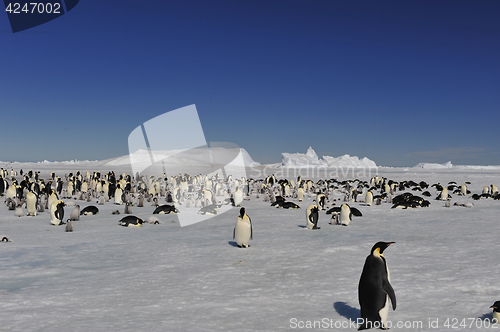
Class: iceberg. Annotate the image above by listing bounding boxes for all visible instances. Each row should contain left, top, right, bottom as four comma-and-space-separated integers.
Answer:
281, 147, 377, 168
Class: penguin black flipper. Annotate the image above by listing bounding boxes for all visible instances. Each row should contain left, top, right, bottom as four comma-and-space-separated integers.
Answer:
309, 213, 316, 229
233, 227, 235, 239
383, 277, 397, 310
326, 207, 340, 214
55, 203, 65, 223
350, 207, 362, 217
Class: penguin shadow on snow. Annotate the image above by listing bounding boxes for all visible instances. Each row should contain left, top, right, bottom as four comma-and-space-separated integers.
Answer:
228, 241, 239, 247
478, 312, 494, 321
333, 302, 360, 322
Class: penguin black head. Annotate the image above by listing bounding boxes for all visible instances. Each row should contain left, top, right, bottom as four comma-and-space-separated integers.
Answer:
239, 207, 246, 218
491, 301, 500, 312
371, 242, 395, 255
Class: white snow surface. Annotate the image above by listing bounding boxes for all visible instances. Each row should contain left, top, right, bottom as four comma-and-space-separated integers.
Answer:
282, 147, 377, 168
1, 163, 500, 331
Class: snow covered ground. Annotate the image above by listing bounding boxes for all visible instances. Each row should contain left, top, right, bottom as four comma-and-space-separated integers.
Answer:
1, 160, 500, 331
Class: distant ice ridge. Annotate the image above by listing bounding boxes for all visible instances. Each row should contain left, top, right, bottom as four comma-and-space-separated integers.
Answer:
37, 159, 98, 164
413, 161, 500, 170
414, 161, 453, 169
104, 148, 260, 167
281, 147, 377, 168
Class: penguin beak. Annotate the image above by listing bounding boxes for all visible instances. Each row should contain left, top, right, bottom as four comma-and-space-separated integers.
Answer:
491, 305, 497, 309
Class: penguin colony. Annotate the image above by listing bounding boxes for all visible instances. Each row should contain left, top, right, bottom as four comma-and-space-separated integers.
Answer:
1, 167, 500, 329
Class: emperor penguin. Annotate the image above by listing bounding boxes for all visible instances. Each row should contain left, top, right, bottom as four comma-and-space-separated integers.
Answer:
316, 194, 326, 211
145, 216, 161, 224
358, 242, 396, 330
233, 207, 252, 248
326, 203, 362, 226
114, 185, 123, 205
492, 184, 499, 195
14, 204, 24, 217
50, 200, 65, 225
124, 202, 132, 214
298, 187, 304, 202
152, 204, 178, 214
118, 215, 144, 227
48, 190, 58, 210
460, 184, 468, 196
437, 187, 449, 201
65, 220, 73, 232
306, 204, 320, 229
6, 184, 17, 199
483, 186, 490, 195
69, 205, 80, 221
26, 192, 38, 216
233, 187, 243, 207
490, 301, 500, 323
365, 191, 373, 206
80, 205, 99, 215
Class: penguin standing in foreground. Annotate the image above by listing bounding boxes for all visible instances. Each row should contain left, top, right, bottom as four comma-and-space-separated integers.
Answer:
233, 207, 252, 248
306, 204, 320, 229
491, 301, 500, 323
358, 242, 396, 330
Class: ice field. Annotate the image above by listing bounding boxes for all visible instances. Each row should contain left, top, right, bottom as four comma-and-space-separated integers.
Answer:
1, 156, 500, 331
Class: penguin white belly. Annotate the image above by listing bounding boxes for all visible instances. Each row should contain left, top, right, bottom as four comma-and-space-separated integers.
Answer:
461, 185, 467, 195
26, 193, 37, 216
234, 191, 243, 207
306, 219, 315, 230
365, 192, 373, 206
379, 294, 390, 328
48, 194, 57, 209
115, 189, 123, 205
493, 311, 500, 323
340, 207, 351, 226
234, 221, 251, 247
298, 188, 304, 201
6, 185, 16, 198
440, 188, 448, 200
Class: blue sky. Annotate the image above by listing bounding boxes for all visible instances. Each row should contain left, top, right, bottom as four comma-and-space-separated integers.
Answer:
1, 0, 499, 166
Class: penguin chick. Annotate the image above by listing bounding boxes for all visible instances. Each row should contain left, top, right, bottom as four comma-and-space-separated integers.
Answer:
65, 220, 73, 232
